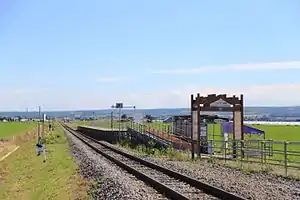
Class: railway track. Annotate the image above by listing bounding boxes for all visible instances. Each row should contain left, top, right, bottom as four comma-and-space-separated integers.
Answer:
62, 123, 246, 200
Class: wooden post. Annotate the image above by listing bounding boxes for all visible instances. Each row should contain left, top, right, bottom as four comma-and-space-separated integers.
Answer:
284, 141, 288, 176
197, 93, 201, 158
241, 94, 245, 158
190, 94, 195, 159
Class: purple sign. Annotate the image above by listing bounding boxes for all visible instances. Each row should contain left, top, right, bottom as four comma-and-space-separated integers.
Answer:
222, 122, 264, 136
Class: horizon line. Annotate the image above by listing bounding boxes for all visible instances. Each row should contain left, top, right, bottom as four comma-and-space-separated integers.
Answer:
0, 105, 300, 113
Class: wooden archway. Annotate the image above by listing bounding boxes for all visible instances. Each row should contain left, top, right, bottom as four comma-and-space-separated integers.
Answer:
190, 94, 244, 159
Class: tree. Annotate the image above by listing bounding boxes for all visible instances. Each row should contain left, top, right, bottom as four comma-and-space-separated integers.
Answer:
121, 114, 127, 121
144, 114, 153, 123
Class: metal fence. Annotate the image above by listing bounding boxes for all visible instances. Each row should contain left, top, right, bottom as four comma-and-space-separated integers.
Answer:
130, 122, 300, 177
201, 139, 300, 176
90, 120, 300, 177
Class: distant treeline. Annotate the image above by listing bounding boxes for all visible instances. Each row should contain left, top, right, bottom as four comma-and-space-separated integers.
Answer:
0, 116, 23, 121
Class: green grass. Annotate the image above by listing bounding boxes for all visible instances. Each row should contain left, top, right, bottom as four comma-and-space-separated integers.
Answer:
89, 120, 171, 131
68, 120, 92, 127
0, 122, 36, 138
0, 124, 88, 200
79, 119, 300, 161
252, 124, 300, 141
93, 120, 131, 129
117, 139, 189, 161
145, 122, 300, 163
80, 119, 300, 143
146, 122, 300, 142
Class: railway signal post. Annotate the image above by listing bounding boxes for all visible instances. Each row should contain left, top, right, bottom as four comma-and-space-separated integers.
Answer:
111, 102, 136, 141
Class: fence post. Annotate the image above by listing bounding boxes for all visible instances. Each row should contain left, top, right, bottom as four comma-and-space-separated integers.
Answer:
240, 140, 243, 168
170, 130, 172, 148
224, 140, 227, 162
260, 140, 264, 170
284, 141, 288, 177
264, 140, 267, 163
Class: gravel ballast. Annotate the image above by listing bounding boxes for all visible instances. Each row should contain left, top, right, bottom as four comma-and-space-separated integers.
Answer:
117, 146, 300, 200
64, 130, 168, 200
64, 126, 300, 200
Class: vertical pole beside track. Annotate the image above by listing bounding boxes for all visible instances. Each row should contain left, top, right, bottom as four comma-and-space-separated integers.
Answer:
112, 103, 136, 143
38, 106, 41, 138
42, 113, 45, 138
111, 111, 113, 130
118, 107, 121, 141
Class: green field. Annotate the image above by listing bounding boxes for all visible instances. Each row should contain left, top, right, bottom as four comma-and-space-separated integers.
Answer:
0, 122, 37, 138
73, 119, 300, 142
146, 122, 300, 141
74, 120, 300, 140
0, 123, 88, 200
144, 122, 300, 172
87, 120, 300, 162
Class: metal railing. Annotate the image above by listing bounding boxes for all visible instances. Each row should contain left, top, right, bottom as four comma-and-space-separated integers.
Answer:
134, 123, 300, 177
86, 120, 300, 177
201, 139, 300, 175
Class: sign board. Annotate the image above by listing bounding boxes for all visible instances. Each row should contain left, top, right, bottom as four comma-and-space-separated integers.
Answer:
210, 99, 231, 107
116, 103, 123, 108
200, 124, 207, 136
43, 114, 47, 122
234, 111, 242, 140
192, 111, 198, 140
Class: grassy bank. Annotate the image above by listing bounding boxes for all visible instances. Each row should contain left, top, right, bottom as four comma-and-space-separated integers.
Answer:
0, 124, 88, 200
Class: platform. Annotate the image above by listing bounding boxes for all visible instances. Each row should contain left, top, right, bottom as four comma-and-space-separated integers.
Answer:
77, 125, 127, 132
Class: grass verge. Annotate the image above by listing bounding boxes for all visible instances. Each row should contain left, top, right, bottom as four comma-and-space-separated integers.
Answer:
0, 124, 89, 200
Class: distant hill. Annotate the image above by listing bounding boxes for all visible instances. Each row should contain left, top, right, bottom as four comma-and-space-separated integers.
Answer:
0, 106, 300, 118
244, 106, 300, 117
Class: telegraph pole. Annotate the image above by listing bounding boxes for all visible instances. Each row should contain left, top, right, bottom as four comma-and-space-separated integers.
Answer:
38, 106, 41, 138
42, 113, 45, 137
110, 110, 113, 129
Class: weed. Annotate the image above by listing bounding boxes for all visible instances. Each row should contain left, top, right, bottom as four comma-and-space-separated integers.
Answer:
117, 139, 189, 161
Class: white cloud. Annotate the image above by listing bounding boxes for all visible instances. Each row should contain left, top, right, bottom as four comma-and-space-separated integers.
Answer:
95, 77, 124, 83
120, 83, 300, 108
0, 83, 299, 111
152, 61, 300, 74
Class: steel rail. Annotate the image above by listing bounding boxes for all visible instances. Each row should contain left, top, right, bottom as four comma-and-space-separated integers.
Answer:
62, 123, 246, 200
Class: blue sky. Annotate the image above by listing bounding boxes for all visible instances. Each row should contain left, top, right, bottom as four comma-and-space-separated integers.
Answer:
0, 0, 300, 111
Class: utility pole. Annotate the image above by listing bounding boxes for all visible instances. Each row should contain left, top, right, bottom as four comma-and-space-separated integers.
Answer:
26, 108, 29, 123
38, 106, 41, 138
42, 113, 45, 137
110, 111, 113, 129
